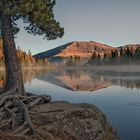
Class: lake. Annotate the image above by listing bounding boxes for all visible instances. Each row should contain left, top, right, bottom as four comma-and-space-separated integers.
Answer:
23, 68, 140, 140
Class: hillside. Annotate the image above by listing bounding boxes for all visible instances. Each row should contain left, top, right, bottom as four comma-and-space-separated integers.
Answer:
34, 41, 140, 65
1, 38, 140, 67
34, 41, 115, 59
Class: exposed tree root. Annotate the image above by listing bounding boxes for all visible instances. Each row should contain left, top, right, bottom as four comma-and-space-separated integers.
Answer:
0, 92, 51, 136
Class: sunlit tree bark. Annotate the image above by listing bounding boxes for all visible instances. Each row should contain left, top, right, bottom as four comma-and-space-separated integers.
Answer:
0, 12, 25, 95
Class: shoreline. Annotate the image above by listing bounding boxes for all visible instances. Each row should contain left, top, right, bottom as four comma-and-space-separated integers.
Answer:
0, 101, 118, 140
0, 64, 140, 73
62, 64, 140, 73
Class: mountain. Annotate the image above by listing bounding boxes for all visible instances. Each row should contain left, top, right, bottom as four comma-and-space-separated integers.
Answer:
119, 44, 140, 53
34, 41, 140, 65
34, 41, 115, 59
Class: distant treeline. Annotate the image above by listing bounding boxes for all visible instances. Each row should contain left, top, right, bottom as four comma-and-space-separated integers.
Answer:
57, 46, 140, 66
16, 47, 48, 67
0, 38, 51, 67
89, 46, 140, 65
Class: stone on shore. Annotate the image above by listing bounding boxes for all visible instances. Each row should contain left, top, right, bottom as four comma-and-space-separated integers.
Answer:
0, 101, 117, 140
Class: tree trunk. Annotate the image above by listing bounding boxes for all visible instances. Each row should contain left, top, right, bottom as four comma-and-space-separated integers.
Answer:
0, 11, 52, 136
0, 12, 25, 95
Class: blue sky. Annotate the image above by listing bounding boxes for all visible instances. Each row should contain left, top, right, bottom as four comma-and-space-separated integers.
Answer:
15, 0, 140, 54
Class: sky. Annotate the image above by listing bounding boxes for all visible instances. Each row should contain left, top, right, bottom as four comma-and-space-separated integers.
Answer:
15, 0, 140, 55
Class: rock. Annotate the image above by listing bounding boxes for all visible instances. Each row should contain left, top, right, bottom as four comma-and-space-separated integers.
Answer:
30, 101, 117, 140
0, 101, 117, 140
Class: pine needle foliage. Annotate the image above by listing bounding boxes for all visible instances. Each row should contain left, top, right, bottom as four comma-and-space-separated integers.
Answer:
0, 0, 64, 39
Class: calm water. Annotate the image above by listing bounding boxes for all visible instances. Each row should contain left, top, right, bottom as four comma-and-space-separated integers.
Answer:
23, 68, 140, 140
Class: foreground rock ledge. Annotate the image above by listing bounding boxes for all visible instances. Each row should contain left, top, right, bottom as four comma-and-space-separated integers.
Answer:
0, 101, 117, 140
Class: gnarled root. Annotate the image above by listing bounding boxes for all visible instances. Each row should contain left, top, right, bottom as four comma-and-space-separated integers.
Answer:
0, 93, 51, 136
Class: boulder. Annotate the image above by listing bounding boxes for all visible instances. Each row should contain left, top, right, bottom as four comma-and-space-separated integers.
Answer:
0, 101, 117, 140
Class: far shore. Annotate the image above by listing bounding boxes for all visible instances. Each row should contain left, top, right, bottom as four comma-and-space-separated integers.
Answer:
0, 66, 56, 71
0, 64, 140, 73
62, 64, 140, 73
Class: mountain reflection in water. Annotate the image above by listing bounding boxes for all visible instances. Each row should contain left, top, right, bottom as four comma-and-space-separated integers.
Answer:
0, 68, 140, 91
22, 69, 140, 91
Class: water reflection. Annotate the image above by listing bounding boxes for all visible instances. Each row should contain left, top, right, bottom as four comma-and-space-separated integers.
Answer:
0, 68, 140, 91
31, 69, 140, 91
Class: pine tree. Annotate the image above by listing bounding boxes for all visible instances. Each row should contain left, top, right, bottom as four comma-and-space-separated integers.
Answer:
135, 47, 140, 59
120, 48, 125, 57
0, 0, 64, 136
